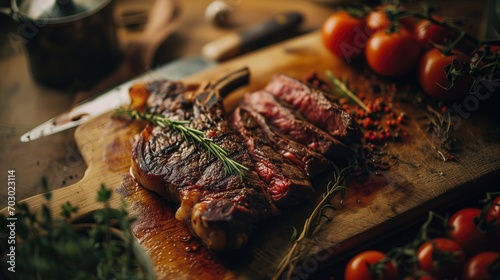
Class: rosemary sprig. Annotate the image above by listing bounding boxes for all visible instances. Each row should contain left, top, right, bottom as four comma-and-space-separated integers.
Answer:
116, 108, 249, 179
273, 164, 350, 280
325, 70, 372, 113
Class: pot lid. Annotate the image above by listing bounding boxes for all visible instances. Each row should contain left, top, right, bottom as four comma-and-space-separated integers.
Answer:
15, 0, 111, 23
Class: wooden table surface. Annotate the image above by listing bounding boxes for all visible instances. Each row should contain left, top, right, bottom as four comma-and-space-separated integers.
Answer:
0, 0, 489, 205
0, 0, 494, 278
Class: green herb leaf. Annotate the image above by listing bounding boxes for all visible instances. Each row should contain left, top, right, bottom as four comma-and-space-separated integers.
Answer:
115, 107, 249, 179
97, 183, 112, 203
61, 202, 78, 219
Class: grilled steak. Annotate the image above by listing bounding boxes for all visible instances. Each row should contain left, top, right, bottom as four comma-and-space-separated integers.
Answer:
234, 105, 332, 178
131, 77, 278, 252
127, 69, 359, 253
242, 90, 352, 158
265, 74, 362, 143
231, 106, 314, 207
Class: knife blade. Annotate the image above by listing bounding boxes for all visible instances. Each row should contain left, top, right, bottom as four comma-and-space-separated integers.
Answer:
20, 56, 215, 142
20, 11, 304, 142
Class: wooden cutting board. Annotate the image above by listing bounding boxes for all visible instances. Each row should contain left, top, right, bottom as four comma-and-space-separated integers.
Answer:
14, 31, 500, 279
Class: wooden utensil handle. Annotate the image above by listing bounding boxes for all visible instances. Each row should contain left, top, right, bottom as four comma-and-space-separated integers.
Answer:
202, 11, 303, 61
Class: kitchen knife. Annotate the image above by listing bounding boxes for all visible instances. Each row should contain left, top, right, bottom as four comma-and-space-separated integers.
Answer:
20, 11, 304, 142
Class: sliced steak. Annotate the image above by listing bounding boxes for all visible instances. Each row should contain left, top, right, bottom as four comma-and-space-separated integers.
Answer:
231, 106, 314, 207
265, 74, 362, 143
242, 90, 352, 158
234, 105, 332, 178
131, 76, 278, 252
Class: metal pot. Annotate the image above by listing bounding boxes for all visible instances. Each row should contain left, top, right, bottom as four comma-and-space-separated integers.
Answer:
4, 0, 121, 89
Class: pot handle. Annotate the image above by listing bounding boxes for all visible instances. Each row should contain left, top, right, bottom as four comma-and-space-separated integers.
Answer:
126, 0, 180, 69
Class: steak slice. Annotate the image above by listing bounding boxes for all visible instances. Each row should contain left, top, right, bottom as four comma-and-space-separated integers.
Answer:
265, 73, 362, 143
130, 73, 278, 252
234, 105, 332, 178
242, 90, 352, 158
231, 106, 314, 207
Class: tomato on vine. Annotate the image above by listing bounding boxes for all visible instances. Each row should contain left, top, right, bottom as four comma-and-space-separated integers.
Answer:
417, 238, 466, 280
486, 195, 500, 226
322, 11, 372, 63
448, 208, 493, 257
463, 252, 500, 280
485, 195, 500, 251
418, 48, 472, 101
344, 250, 398, 280
365, 27, 420, 77
366, 6, 415, 33
413, 16, 459, 50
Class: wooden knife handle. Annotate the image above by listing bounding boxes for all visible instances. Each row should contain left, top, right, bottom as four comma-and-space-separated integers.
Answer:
202, 11, 303, 61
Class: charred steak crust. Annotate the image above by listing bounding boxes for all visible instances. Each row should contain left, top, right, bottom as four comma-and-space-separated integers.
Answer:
131, 80, 277, 252
265, 74, 362, 144
242, 90, 352, 158
231, 106, 314, 207
235, 105, 332, 178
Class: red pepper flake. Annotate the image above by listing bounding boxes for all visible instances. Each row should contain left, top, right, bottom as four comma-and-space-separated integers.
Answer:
362, 118, 370, 128
388, 119, 396, 127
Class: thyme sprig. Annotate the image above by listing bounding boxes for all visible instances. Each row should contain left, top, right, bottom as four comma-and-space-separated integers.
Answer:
116, 108, 249, 179
273, 164, 351, 280
0, 182, 152, 279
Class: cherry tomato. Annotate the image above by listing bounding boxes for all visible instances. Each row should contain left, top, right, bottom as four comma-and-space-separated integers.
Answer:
344, 250, 398, 280
486, 195, 500, 225
413, 17, 459, 50
366, 6, 415, 33
485, 196, 500, 250
365, 28, 420, 77
463, 252, 500, 280
448, 208, 491, 257
417, 238, 466, 279
322, 11, 372, 63
418, 48, 472, 101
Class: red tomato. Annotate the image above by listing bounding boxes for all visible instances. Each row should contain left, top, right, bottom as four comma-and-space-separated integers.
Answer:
365, 28, 420, 77
448, 208, 491, 257
417, 238, 466, 279
486, 195, 500, 225
344, 250, 398, 280
485, 196, 500, 250
463, 252, 500, 280
418, 48, 472, 101
366, 6, 415, 33
413, 17, 459, 50
322, 11, 372, 63
482, 44, 500, 55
